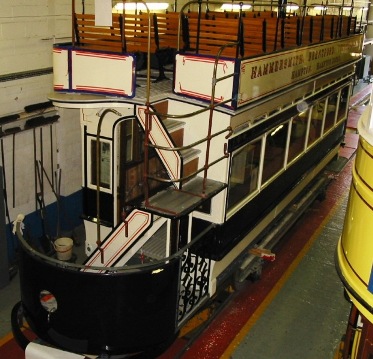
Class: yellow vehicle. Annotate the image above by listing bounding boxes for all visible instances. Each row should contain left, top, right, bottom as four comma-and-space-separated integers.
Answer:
336, 100, 373, 358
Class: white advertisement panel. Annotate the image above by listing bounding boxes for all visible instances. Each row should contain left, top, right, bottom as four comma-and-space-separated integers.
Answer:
71, 50, 136, 97
174, 54, 236, 107
238, 36, 363, 107
53, 47, 69, 91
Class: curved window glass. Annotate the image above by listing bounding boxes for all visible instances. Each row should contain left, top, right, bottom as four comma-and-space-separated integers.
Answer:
288, 114, 307, 163
262, 123, 288, 183
337, 86, 349, 124
227, 139, 261, 210
324, 93, 338, 133
308, 99, 325, 147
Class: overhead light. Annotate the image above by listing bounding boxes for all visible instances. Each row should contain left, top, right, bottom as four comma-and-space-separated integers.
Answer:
287, 4, 299, 11
313, 5, 328, 11
113, 2, 169, 12
220, 4, 252, 11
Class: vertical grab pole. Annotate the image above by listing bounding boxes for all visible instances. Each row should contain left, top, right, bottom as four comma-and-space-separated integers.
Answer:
196, 0, 203, 53
95, 109, 122, 263
202, 51, 221, 193
143, 2, 152, 206
72, 0, 75, 46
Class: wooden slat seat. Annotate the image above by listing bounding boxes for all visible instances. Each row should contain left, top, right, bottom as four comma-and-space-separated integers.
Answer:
74, 13, 124, 52
155, 12, 182, 50
298, 15, 339, 44
284, 16, 301, 48
322, 15, 338, 40
205, 10, 233, 19
247, 10, 277, 18
339, 15, 357, 36
259, 17, 283, 51
122, 13, 157, 53
73, 11, 358, 64
241, 17, 266, 56
183, 15, 240, 57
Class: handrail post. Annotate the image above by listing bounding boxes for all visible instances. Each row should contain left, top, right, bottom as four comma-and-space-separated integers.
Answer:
263, 19, 267, 53
72, 0, 75, 46
237, 3, 244, 58
144, 105, 151, 206
143, 3, 152, 206
196, 0, 203, 53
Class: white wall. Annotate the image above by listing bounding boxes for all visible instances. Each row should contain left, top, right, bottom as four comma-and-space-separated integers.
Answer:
0, 0, 81, 223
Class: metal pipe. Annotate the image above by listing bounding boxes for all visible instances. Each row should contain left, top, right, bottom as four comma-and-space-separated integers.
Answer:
95, 108, 122, 263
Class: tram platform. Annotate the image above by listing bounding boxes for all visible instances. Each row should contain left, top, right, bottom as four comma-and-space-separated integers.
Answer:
0, 83, 370, 359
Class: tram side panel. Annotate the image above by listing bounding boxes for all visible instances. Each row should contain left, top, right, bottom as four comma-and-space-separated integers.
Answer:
336, 108, 373, 358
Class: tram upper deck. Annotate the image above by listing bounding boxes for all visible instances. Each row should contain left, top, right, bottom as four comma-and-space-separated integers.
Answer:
52, 0, 364, 116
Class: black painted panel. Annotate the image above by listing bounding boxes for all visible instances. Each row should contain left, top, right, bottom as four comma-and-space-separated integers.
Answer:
18, 249, 180, 356
82, 187, 114, 225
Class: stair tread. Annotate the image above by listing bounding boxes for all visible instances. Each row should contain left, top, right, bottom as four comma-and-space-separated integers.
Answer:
163, 119, 185, 131
180, 147, 200, 161
142, 177, 227, 218
140, 222, 167, 260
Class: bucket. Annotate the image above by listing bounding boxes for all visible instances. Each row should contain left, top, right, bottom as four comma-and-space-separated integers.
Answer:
54, 237, 73, 261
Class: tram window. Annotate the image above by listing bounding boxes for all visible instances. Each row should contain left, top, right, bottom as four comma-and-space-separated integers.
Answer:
227, 139, 261, 210
308, 99, 325, 147
288, 114, 307, 163
337, 87, 349, 124
125, 121, 134, 162
91, 140, 111, 189
117, 119, 166, 204
262, 123, 288, 183
324, 93, 338, 133
120, 119, 144, 164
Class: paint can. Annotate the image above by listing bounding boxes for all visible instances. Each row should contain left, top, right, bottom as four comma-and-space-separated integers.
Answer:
54, 237, 73, 261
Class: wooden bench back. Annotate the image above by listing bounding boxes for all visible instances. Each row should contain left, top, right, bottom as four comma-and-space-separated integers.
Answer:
74, 13, 124, 52
73, 11, 357, 58
246, 10, 277, 18
121, 13, 157, 53
183, 14, 240, 57
74, 12, 183, 54
154, 12, 182, 50
241, 17, 266, 56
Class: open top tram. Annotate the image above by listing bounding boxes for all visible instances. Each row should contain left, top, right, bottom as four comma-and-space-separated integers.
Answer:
11, 0, 366, 357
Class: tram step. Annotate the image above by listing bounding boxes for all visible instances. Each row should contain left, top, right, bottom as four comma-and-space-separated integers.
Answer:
149, 102, 200, 184
143, 176, 226, 218
140, 221, 167, 260
163, 119, 201, 181
180, 148, 200, 184
163, 118, 185, 147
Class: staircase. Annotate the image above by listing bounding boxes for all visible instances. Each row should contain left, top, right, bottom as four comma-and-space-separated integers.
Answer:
136, 101, 227, 218
136, 103, 201, 189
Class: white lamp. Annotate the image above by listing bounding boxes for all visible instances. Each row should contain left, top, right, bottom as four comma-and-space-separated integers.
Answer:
113, 2, 169, 12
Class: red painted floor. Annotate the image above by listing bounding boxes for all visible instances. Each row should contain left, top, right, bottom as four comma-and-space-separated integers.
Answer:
347, 105, 366, 130
349, 83, 372, 107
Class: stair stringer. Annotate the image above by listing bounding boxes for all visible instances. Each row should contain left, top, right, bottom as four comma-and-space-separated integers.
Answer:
136, 105, 182, 189
82, 209, 153, 272
114, 216, 168, 266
